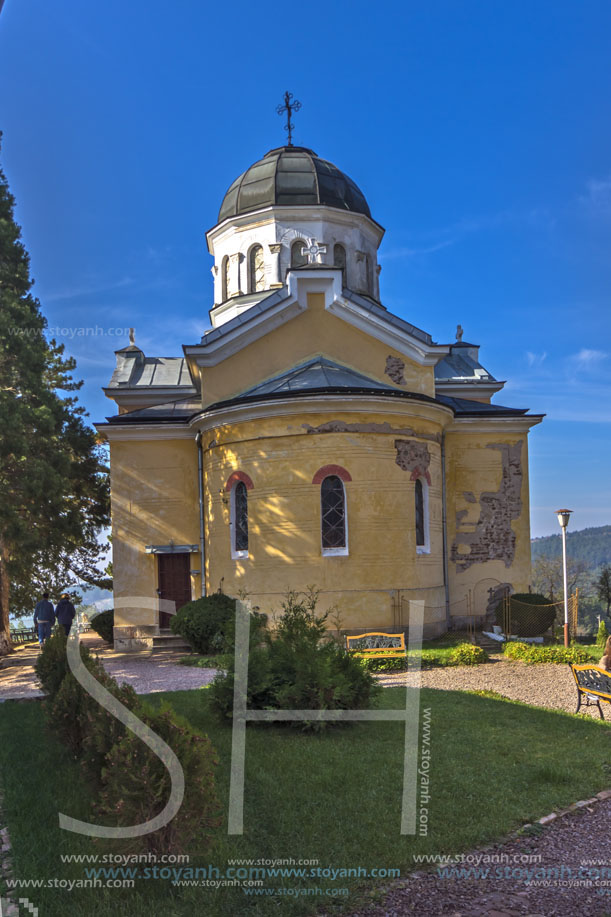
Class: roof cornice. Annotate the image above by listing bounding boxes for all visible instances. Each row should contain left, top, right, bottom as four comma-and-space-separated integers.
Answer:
446, 415, 545, 433
206, 204, 385, 253
95, 423, 195, 442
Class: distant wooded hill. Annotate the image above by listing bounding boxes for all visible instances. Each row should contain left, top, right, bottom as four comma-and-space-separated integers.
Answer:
531, 525, 611, 568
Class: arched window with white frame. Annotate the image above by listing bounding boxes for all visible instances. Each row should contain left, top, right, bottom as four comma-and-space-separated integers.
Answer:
320, 475, 348, 555
248, 244, 265, 293
415, 477, 430, 554
231, 481, 249, 558
222, 255, 230, 301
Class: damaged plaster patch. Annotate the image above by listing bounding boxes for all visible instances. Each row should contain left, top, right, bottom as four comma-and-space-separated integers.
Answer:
385, 355, 407, 385
451, 442, 523, 571
302, 420, 440, 444
394, 440, 431, 484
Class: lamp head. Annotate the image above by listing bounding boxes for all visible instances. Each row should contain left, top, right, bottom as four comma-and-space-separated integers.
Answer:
556, 509, 573, 529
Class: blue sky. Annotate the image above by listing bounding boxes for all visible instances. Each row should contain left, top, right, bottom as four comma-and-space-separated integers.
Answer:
1, 0, 609, 538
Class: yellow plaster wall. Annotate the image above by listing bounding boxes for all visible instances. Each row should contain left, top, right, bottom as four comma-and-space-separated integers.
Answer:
444, 431, 532, 619
203, 410, 447, 631
109, 438, 201, 628
200, 293, 436, 407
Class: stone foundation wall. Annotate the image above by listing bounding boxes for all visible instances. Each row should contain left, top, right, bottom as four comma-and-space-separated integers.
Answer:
113, 625, 158, 653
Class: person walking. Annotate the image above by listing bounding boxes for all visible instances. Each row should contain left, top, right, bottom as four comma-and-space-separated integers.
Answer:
55, 593, 76, 636
33, 592, 55, 647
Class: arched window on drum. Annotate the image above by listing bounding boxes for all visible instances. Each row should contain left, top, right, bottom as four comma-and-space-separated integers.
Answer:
334, 243, 347, 286
221, 255, 230, 301
291, 240, 308, 268
248, 244, 265, 293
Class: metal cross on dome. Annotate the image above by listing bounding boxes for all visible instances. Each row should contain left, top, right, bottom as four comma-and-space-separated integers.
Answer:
301, 241, 327, 264
276, 91, 301, 146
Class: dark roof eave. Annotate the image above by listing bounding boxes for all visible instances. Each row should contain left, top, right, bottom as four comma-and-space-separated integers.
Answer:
102, 389, 542, 426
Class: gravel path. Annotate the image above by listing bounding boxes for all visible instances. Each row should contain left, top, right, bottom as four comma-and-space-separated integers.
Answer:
0, 636, 216, 700
339, 798, 611, 917
375, 656, 606, 718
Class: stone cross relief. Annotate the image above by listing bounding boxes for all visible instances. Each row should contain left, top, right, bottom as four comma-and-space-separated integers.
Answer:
301, 241, 327, 264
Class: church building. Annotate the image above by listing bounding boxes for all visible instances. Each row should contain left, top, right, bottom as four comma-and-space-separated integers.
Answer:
97, 138, 543, 651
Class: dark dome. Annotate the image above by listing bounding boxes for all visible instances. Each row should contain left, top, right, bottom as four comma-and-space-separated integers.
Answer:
218, 146, 371, 222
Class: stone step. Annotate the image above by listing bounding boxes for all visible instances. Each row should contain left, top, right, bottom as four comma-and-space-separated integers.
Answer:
151, 633, 191, 652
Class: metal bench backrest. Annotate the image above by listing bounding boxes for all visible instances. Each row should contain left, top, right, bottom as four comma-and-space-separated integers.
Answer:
570, 664, 611, 700
345, 632, 405, 652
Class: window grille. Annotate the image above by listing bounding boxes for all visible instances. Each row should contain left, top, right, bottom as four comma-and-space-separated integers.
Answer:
233, 482, 248, 553
415, 479, 425, 547
321, 475, 346, 549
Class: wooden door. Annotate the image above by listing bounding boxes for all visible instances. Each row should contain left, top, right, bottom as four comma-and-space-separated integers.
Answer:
157, 553, 192, 628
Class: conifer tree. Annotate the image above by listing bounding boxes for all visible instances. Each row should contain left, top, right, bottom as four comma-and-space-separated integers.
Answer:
0, 138, 110, 654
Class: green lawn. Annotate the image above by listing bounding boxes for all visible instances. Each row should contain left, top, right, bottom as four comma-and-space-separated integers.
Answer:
0, 687, 609, 917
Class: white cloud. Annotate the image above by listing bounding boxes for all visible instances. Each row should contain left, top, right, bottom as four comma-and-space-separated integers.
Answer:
45, 276, 134, 302
572, 348, 607, 368
580, 177, 611, 217
379, 240, 455, 260
526, 351, 547, 367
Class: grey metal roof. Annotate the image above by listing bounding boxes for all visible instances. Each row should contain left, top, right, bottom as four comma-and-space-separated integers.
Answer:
108, 353, 194, 389
435, 342, 497, 384
436, 394, 529, 416
218, 147, 371, 222
107, 397, 201, 424
236, 358, 396, 397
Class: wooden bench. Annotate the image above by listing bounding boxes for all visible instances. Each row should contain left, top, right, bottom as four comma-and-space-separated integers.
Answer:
345, 632, 407, 670
570, 664, 611, 720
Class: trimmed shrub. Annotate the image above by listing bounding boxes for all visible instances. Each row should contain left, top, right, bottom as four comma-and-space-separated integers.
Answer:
95, 702, 221, 855
211, 591, 378, 729
495, 593, 556, 638
90, 609, 114, 643
503, 641, 593, 664
597, 619, 609, 648
78, 674, 140, 782
35, 629, 94, 700
45, 646, 139, 768
170, 594, 237, 654
448, 643, 488, 666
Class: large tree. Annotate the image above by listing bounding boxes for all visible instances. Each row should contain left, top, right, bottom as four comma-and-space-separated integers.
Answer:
531, 555, 588, 602
0, 139, 110, 654
596, 565, 611, 617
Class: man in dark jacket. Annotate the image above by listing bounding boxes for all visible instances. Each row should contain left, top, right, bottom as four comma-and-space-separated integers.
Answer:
33, 593, 55, 646
55, 593, 76, 636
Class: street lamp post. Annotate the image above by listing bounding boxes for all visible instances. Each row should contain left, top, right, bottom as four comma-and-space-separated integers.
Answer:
556, 509, 573, 647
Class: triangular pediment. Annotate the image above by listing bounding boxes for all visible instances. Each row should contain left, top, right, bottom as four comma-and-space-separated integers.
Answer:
184, 269, 448, 373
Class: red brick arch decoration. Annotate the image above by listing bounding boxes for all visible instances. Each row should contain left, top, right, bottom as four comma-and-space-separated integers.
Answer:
224, 471, 254, 492
312, 465, 352, 485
